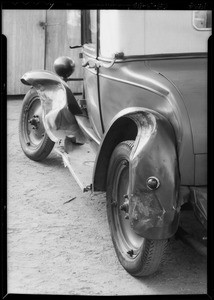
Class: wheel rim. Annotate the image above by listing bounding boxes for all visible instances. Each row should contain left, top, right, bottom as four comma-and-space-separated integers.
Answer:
23, 96, 45, 148
111, 159, 144, 259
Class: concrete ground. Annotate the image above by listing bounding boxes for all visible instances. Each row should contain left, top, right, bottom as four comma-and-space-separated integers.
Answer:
6, 97, 207, 296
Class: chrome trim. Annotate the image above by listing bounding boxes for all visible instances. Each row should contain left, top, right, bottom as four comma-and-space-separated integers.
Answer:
99, 73, 169, 98
98, 56, 116, 63
146, 176, 160, 190
98, 52, 207, 63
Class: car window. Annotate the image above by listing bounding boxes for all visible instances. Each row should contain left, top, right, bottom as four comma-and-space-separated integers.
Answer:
193, 10, 212, 30
81, 10, 97, 53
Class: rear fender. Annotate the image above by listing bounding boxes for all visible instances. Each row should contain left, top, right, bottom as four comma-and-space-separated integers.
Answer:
93, 108, 180, 239
128, 112, 180, 239
21, 70, 84, 143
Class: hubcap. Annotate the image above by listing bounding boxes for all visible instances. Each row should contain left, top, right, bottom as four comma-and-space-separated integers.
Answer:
25, 97, 45, 146
112, 160, 144, 258
28, 115, 40, 130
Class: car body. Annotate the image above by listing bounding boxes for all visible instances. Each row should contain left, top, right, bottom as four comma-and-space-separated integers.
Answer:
20, 9, 211, 276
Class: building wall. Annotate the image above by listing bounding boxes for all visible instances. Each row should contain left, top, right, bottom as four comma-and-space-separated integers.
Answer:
2, 9, 83, 95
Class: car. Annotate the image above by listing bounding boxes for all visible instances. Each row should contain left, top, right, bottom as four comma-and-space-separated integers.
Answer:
19, 9, 211, 277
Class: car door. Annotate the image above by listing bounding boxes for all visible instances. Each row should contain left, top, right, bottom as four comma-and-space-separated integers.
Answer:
82, 10, 104, 139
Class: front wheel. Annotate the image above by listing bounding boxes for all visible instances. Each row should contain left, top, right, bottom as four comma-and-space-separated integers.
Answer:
19, 88, 55, 161
106, 140, 168, 277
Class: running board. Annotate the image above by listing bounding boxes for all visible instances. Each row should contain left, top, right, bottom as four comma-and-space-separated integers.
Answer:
54, 142, 96, 192
75, 115, 101, 147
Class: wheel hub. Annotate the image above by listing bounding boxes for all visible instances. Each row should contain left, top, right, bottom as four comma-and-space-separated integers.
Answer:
28, 115, 40, 130
113, 159, 145, 254
120, 194, 130, 219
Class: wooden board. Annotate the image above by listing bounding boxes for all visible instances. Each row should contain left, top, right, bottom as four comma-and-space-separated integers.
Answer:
2, 9, 83, 96
2, 10, 46, 95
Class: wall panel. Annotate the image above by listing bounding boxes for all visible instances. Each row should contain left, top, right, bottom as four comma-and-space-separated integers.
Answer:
2, 10, 46, 95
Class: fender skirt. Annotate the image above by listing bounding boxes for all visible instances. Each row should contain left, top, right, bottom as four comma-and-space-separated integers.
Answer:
128, 112, 180, 239
21, 70, 85, 143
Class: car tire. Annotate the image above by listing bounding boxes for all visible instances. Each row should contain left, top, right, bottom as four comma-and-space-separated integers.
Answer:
106, 140, 168, 277
19, 88, 55, 161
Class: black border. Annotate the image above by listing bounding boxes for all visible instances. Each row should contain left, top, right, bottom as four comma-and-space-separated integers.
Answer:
1, 1, 213, 299
207, 34, 214, 300
0, 0, 213, 10
1, 33, 7, 300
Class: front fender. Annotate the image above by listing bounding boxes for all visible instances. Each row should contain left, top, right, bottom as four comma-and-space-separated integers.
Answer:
21, 70, 84, 143
21, 70, 82, 115
128, 112, 180, 239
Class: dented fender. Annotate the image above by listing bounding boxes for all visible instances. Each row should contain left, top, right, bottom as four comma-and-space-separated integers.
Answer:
93, 108, 180, 239
128, 112, 180, 239
21, 70, 85, 143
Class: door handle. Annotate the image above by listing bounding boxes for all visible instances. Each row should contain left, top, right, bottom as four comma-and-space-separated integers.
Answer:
82, 52, 124, 69
82, 59, 98, 69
